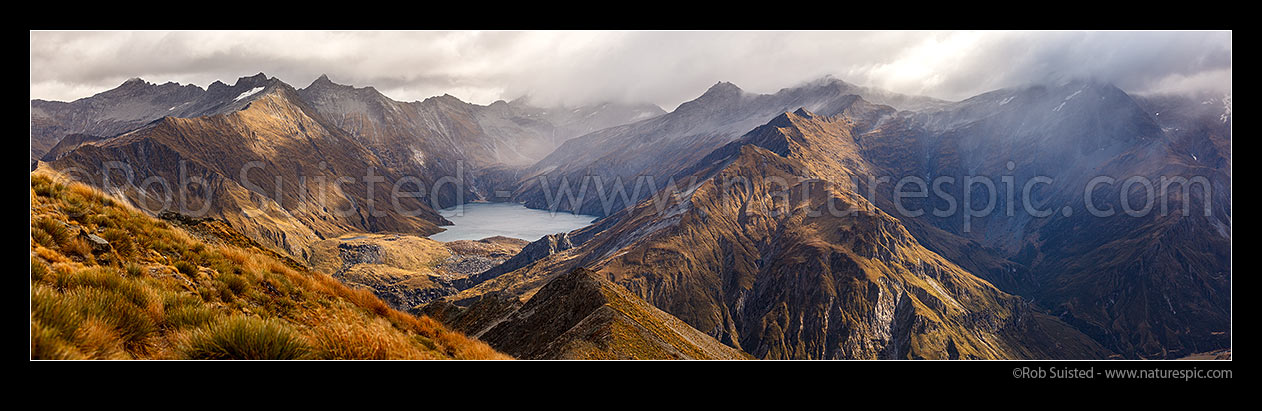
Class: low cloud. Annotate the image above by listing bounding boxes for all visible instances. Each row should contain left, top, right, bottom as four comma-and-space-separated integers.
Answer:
30, 31, 1231, 109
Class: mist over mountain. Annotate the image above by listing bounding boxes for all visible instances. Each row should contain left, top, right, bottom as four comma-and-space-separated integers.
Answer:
30, 45, 1231, 362
440, 76, 1229, 359
32, 31, 1231, 110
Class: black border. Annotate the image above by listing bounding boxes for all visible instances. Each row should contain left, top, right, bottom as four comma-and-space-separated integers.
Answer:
26, 9, 1233, 394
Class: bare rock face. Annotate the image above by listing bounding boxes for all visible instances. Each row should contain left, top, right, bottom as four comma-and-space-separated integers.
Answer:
336, 243, 384, 267
79, 228, 111, 253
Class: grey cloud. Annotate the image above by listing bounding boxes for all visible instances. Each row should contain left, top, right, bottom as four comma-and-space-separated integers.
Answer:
30, 31, 1231, 109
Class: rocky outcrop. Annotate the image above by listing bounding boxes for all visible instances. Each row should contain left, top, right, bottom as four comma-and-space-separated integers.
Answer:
336, 243, 383, 269
329, 241, 457, 309
78, 228, 111, 253
454, 232, 574, 289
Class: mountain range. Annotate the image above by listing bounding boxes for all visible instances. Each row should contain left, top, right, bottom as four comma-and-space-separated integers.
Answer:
31, 72, 1230, 359
33, 73, 663, 259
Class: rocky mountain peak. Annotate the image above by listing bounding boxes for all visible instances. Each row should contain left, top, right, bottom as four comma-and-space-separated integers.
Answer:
232, 72, 273, 89
107, 77, 160, 95
796, 75, 853, 92
304, 74, 341, 90
538, 267, 604, 298
121, 77, 149, 87
422, 93, 468, 107
299, 75, 391, 105
671, 81, 745, 113
243, 72, 269, 82
765, 108, 817, 129
703, 81, 743, 97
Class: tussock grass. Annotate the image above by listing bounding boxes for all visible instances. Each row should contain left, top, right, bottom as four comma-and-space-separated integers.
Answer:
30, 172, 509, 360
73, 318, 129, 359
61, 195, 88, 222
31, 321, 83, 360
62, 266, 157, 308
311, 315, 435, 360
61, 237, 93, 260
101, 228, 134, 257
31, 258, 49, 283
218, 271, 250, 296
32, 177, 66, 198
125, 263, 144, 277
64, 287, 159, 352
164, 304, 219, 330
31, 282, 158, 356
34, 217, 69, 247
173, 261, 197, 277
31, 284, 83, 341
181, 316, 310, 360
32, 227, 55, 248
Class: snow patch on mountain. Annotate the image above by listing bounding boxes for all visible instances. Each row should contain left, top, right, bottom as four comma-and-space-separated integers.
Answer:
1220, 94, 1231, 123
234, 87, 266, 102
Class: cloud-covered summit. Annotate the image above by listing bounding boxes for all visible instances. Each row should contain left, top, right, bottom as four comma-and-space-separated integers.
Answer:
30, 31, 1231, 110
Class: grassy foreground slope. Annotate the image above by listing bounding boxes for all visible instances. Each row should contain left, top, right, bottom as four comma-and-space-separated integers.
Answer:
30, 172, 509, 360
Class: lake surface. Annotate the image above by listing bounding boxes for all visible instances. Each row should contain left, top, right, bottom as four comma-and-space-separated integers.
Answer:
427, 202, 599, 242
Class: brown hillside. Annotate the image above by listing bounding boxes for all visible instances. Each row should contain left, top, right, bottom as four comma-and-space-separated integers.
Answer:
427, 268, 750, 360
30, 171, 508, 360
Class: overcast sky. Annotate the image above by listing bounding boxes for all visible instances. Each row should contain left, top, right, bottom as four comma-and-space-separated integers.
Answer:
30, 31, 1231, 110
